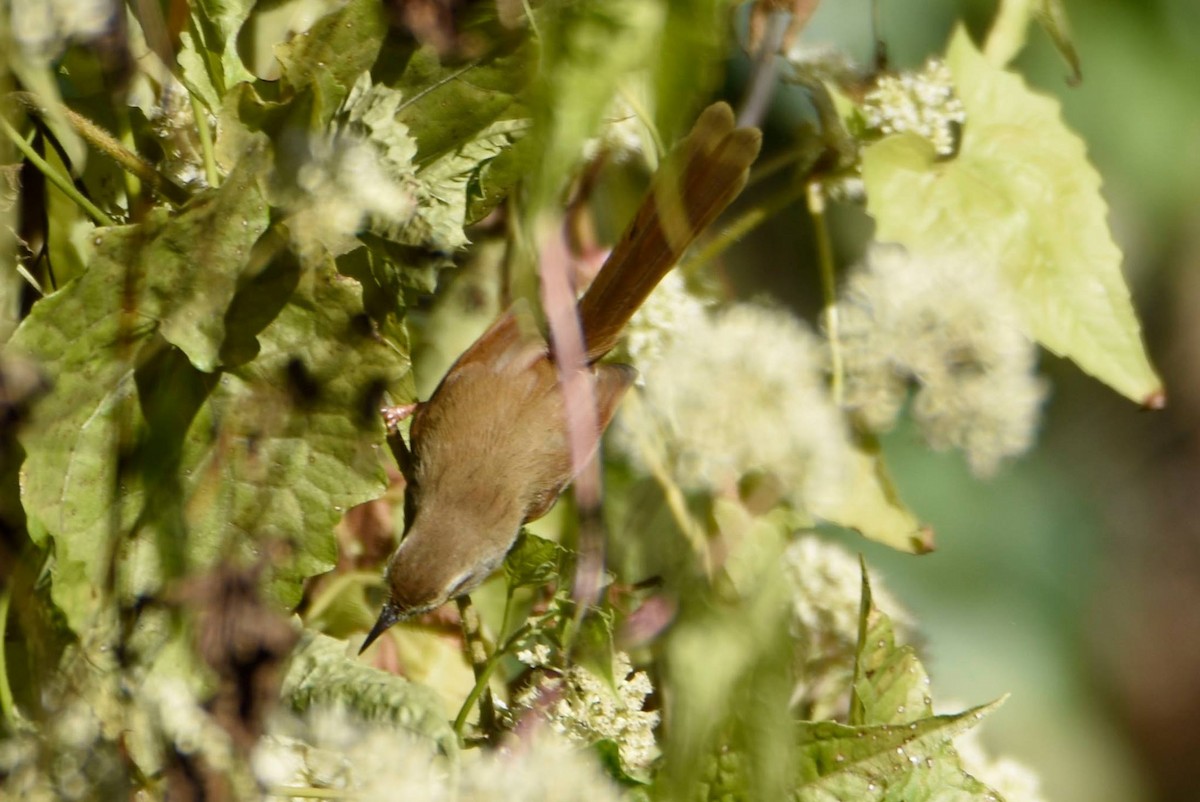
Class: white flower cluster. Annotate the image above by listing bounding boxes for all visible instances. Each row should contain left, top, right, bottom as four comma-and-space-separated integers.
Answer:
782, 535, 912, 720
282, 75, 419, 256
838, 244, 1046, 477
515, 651, 660, 775
862, 58, 966, 156
581, 91, 650, 166
288, 133, 417, 256
255, 708, 625, 802
615, 300, 850, 512
142, 676, 236, 772
0, 673, 235, 801
619, 271, 710, 372
0, 697, 110, 801
10, 0, 114, 59
516, 642, 554, 667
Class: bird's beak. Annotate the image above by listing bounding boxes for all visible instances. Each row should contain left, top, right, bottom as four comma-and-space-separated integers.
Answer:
359, 602, 400, 655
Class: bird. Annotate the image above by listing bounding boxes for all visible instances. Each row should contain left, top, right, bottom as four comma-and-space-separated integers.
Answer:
361, 102, 761, 653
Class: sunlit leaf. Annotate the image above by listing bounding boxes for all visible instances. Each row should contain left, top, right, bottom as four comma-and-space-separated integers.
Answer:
177, 251, 408, 609
384, 37, 536, 167
812, 435, 932, 555
850, 558, 933, 727
788, 563, 1006, 801
862, 27, 1162, 405
706, 561, 1009, 800
792, 706, 1005, 802
504, 530, 565, 589
406, 117, 529, 252
12, 143, 406, 630
274, 0, 387, 100
11, 147, 269, 628
177, 0, 258, 112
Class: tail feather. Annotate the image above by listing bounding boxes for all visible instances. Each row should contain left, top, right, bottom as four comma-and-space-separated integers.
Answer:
577, 102, 762, 363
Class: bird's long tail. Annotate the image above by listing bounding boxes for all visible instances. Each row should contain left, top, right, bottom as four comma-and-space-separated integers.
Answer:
576, 102, 762, 363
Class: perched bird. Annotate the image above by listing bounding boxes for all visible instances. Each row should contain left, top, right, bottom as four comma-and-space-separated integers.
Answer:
362, 102, 761, 652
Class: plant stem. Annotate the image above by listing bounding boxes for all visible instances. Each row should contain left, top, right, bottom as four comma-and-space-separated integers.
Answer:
10, 91, 191, 205
451, 619, 533, 742
190, 91, 220, 188
1, 116, 114, 226
0, 585, 17, 725
807, 180, 844, 405
115, 106, 142, 204
455, 596, 497, 739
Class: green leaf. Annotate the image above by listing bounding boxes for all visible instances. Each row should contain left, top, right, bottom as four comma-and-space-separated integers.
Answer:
792, 707, 1005, 802
407, 117, 529, 252
784, 562, 1007, 801
176, 253, 408, 609
156, 143, 271, 371
11, 147, 270, 626
850, 558, 932, 727
504, 530, 565, 589
12, 153, 406, 630
527, 0, 665, 212
371, 34, 537, 242
281, 629, 457, 754
574, 608, 617, 689
466, 132, 539, 224
595, 738, 652, 786
348, 115, 530, 292
812, 434, 933, 555
177, 0, 258, 112
1032, 0, 1082, 84
653, 0, 729, 142
339, 73, 521, 257
861, 27, 1162, 406
275, 0, 387, 100
384, 37, 536, 167
659, 501, 796, 800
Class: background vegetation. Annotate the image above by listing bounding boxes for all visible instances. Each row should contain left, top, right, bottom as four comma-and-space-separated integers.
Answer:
1, 0, 1196, 800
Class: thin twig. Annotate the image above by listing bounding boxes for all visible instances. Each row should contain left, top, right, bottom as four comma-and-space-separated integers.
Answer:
807, 181, 843, 405
738, 11, 790, 128
455, 596, 498, 741
537, 225, 606, 617
453, 619, 534, 741
0, 585, 17, 724
1, 116, 115, 226
9, 91, 191, 205
190, 91, 220, 188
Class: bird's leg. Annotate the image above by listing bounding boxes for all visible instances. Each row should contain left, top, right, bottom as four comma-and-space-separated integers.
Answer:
382, 402, 419, 481
382, 402, 419, 430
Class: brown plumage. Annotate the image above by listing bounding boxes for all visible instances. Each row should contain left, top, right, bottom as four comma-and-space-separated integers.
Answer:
362, 102, 761, 652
